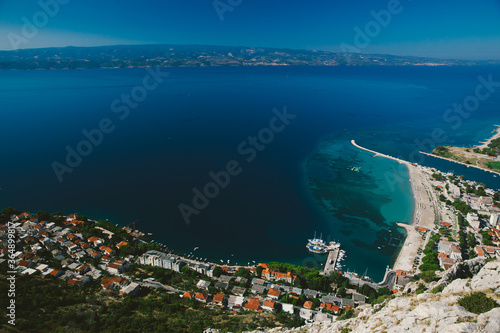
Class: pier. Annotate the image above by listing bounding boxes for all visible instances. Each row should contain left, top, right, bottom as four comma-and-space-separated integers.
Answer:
322, 248, 340, 276
351, 140, 410, 166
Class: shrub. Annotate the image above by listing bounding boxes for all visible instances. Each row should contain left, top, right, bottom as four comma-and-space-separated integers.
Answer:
458, 292, 499, 314
430, 285, 444, 294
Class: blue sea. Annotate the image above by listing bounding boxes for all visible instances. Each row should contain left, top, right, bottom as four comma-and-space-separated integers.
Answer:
2, 65, 500, 281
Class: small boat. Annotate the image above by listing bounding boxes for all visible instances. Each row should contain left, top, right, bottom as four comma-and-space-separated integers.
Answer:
194, 247, 199, 251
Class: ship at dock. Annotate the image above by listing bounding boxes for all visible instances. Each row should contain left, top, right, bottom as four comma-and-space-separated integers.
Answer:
306, 232, 341, 254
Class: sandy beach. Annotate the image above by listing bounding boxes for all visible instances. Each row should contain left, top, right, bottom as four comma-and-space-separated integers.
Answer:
476, 125, 500, 149
392, 164, 437, 272
351, 140, 437, 273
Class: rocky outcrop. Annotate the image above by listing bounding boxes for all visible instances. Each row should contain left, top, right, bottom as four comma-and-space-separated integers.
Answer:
248, 260, 500, 333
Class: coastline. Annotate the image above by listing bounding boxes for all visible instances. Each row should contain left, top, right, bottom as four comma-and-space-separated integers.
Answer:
420, 151, 500, 175
351, 140, 436, 273
476, 124, 500, 149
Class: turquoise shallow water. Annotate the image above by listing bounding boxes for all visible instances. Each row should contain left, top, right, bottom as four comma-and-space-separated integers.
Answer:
1, 66, 500, 281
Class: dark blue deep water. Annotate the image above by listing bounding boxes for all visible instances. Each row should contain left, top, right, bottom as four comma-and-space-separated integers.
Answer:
2, 66, 500, 281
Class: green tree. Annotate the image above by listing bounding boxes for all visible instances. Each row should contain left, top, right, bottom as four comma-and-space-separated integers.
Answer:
458, 292, 500, 314
213, 266, 223, 278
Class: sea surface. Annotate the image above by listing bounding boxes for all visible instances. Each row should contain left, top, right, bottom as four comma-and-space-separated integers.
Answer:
2, 65, 500, 282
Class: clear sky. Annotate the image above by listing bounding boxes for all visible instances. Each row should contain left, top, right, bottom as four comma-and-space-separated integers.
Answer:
1, 0, 499, 60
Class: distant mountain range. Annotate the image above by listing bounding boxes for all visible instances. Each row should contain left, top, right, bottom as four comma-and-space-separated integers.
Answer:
0, 44, 499, 70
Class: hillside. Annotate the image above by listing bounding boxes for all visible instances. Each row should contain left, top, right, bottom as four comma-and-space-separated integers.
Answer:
1, 44, 499, 70
225, 260, 500, 333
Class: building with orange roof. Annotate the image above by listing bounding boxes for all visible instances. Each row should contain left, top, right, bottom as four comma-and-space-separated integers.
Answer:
395, 270, 407, 277
100, 277, 128, 290
267, 287, 281, 300
182, 291, 193, 299
262, 299, 276, 311
213, 293, 225, 305
244, 298, 260, 311
331, 304, 341, 314
303, 301, 313, 309
440, 222, 452, 227
116, 241, 128, 249
194, 292, 207, 303
49, 269, 62, 277
417, 227, 428, 233
258, 263, 268, 269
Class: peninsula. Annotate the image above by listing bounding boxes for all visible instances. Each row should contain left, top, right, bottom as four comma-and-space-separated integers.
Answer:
425, 126, 500, 175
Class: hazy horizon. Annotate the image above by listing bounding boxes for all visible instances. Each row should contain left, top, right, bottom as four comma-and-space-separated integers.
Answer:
1, 0, 499, 60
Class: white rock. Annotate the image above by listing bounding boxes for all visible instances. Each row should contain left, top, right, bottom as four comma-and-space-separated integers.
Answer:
442, 278, 471, 294
477, 307, 500, 333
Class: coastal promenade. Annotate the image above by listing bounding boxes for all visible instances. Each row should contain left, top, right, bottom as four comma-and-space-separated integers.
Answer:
351, 140, 437, 273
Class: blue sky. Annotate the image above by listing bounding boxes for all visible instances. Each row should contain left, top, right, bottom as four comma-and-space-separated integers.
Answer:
0, 0, 499, 59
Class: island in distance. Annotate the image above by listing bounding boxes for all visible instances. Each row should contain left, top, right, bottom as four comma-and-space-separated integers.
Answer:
1, 44, 500, 70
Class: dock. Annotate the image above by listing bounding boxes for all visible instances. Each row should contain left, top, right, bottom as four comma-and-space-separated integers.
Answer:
322, 248, 340, 276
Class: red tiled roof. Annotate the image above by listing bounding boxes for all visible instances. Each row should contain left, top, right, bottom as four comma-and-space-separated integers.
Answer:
244, 298, 260, 311
268, 288, 280, 297
213, 293, 225, 303
195, 292, 207, 300
303, 301, 313, 309
183, 291, 193, 299
262, 299, 275, 308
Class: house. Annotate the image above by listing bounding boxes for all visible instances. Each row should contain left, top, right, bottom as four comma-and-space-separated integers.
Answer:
303, 301, 313, 309
116, 241, 128, 249
314, 312, 333, 323
251, 277, 265, 285
439, 257, 456, 270
417, 227, 428, 233
341, 298, 355, 308
352, 293, 366, 304
231, 286, 246, 297
282, 303, 295, 314
227, 296, 245, 310
196, 279, 211, 290
299, 308, 314, 321
49, 269, 63, 278
321, 295, 341, 304
251, 284, 266, 295
194, 292, 208, 303
440, 222, 452, 228
262, 299, 276, 311
467, 212, 481, 229
106, 262, 122, 275
449, 245, 462, 260
322, 303, 340, 314
100, 277, 129, 290
244, 298, 260, 311
219, 275, 233, 284
235, 276, 248, 286
490, 214, 500, 226
88, 236, 104, 247
215, 281, 229, 290
120, 282, 140, 296
213, 293, 225, 306
182, 291, 193, 299
303, 289, 318, 298
395, 270, 410, 287
76, 264, 90, 274
291, 287, 303, 295
267, 288, 281, 299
